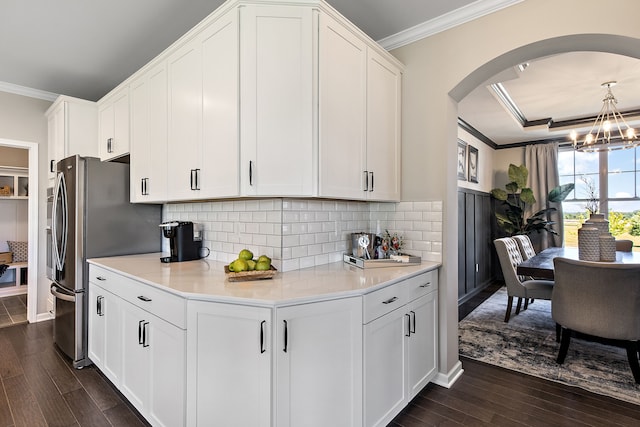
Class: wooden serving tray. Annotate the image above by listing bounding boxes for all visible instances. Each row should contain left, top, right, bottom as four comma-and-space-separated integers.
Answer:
224, 265, 277, 281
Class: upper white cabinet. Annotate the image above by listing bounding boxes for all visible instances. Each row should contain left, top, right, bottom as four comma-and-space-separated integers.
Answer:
130, 62, 168, 203
240, 5, 315, 197
98, 86, 130, 161
113, 0, 402, 202
365, 49, 402, 201
45, 95, 98, 181
317, 13, 367, 200
166, 8, 240, 201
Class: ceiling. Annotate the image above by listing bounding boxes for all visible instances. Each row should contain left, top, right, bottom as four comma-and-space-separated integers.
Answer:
2, 0, 640, 147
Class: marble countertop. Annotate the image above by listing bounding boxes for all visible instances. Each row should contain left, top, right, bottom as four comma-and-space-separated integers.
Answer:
87, 253, 441, 306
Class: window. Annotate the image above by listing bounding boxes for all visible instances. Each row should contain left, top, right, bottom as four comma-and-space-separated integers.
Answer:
558, 146, 640, 248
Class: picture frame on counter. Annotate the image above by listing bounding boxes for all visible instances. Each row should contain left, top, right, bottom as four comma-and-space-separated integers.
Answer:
468, 145, 478, 183
457, 139, 467, 181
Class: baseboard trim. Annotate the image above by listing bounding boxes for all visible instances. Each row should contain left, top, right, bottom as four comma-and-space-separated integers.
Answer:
432, 360, 464, 388
35, 312, 54, 322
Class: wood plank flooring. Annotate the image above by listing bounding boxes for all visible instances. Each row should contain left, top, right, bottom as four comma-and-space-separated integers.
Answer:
2, 298, 639, 426
0, 294, 27, 327
0, 320, 149, 427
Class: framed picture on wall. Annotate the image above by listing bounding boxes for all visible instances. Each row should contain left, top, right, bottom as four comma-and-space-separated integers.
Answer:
468, 145, 478, 183
457, 140, 467, 180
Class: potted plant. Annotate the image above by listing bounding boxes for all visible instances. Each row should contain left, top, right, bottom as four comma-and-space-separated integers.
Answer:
491, 164, 574, 236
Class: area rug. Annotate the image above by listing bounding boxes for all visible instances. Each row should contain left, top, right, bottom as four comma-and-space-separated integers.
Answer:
459, 286, 640, 405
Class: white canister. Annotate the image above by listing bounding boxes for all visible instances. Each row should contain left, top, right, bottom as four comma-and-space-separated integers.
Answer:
599, 234, 616, 262
578, 226, 600, 261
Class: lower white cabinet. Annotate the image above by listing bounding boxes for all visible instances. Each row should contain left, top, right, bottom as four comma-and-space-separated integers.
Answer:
186, 301, 271, 427
88, 266, 186, 427
363, 272, 438, 427
275, 297, 363, 427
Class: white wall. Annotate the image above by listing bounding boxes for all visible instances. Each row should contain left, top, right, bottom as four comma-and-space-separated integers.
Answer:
391, 0, 640, 384
0, 92, 52, 315
493, 146, 524, 190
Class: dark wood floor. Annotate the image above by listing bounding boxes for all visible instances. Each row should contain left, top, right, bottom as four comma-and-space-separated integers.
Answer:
0, 320, 149, 427
2, 291, 639, 426
391, 281, 640, 426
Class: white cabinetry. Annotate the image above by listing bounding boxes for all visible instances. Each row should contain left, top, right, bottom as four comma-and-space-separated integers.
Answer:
186, 301, 271, 427
275, 297, 363, 427
317, 15, 402, 201
0, 168, 28, 199
365, 49, 402, 201
240, 5, 315, 197
130, 62, 168, 203
166, 8, 239, 201
98, 86, 130, 161
45, 96, 98, 181
363, 271, 438, 427
87, 265, 186, 427
318, 13, 367, 200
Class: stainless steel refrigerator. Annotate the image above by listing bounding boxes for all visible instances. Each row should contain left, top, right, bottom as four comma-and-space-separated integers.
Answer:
49, 155, 161, 368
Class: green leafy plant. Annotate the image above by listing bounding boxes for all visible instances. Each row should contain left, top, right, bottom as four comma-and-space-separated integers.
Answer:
491, 164, 574, 236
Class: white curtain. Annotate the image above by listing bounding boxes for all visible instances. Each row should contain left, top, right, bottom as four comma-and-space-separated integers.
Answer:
525, 142, 563, 249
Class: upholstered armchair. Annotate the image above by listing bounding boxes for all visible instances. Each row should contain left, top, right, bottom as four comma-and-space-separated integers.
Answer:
493, 237, 555, 322
513, 234, 536, 260
552, 257, 640, 383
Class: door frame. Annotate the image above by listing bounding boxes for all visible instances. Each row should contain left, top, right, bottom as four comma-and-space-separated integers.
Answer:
0, 138, 39, 322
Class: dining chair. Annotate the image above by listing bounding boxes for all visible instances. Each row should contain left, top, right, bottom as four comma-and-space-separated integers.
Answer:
493, 237, 555, 323
616, 239, 633, 252
552, 257, 640, 384
513, 234, 536, 260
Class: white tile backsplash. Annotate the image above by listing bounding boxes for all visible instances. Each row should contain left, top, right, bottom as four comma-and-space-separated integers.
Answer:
163, 198, 443, 271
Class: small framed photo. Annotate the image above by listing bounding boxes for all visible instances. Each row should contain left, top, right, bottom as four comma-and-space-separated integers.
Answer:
468, 145, 478, 183
457, 140, 467, 180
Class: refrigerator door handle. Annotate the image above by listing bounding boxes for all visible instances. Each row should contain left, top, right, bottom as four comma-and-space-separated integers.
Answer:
50, 283, 75, 302
52, 172, 69, 271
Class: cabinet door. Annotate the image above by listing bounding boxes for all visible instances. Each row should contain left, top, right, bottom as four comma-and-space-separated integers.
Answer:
119, 301, 151, 413
147, 313, 186, 427
406, 291, 438, 399
240, 5, 315, 196
98, 102, 114, 160
130, 62, 168, 203
275, 297, 362, 427
88, 283, 123, 386
318, 13, 367, 200
87, 283, 106, 369
366, 49, 401, 201
167, 38, 202, 200
47, 103, 65, 181
99, 87, 130, 161
186, 301, 270, 427
200, 9, 240, 198
363, 308, 408, 427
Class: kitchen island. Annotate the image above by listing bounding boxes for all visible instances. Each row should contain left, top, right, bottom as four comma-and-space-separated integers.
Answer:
87, 253, 440, 427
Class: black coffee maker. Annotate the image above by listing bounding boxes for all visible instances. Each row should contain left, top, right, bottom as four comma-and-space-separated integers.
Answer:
159, 221, 203, 263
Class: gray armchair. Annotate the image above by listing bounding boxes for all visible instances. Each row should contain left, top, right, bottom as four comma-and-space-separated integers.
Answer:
513, 234, 536, 260
493, 237, 555, 322
552, 257, 640, 383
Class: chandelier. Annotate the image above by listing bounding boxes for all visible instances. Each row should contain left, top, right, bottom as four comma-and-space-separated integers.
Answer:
570, 81, 638, 152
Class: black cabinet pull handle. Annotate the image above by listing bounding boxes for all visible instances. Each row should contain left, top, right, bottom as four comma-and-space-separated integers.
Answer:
97, 296, 104, 316
410, 310, 416, 334
382, 296, 398, 305
143, 322, 150, 347
363, 171, 368, 191
138, 320, 144, 344
249, 161, 254, 186
405, 313, 411, 337
260, 320, 266, 354
195, 169, 201, 190
370, 171, 374, 192
283, 320, 288, 353
96, 276, 106, 281
137, 295, 152, 302
419, 282, 431, 288
50, 159, 55, 173
190, 169, 196, 190
107, 138, 113, 153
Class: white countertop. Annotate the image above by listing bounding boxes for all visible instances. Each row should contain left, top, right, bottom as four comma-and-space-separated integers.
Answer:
87, 253, 441, 306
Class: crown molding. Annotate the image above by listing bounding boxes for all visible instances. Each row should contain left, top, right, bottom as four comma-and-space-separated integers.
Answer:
378, 0, 524, 51
0, 81, 58, 102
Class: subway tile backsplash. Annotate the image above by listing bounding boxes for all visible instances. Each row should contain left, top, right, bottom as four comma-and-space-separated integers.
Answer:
164, 199, 442, 272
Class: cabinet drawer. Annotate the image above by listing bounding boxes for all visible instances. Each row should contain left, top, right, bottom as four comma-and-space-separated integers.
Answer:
403, 270, 438, 302
89, 265, 186, 329
363, 282, 408, 324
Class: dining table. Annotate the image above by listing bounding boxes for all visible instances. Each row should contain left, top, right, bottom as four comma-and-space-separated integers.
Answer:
516, 246, 640, 280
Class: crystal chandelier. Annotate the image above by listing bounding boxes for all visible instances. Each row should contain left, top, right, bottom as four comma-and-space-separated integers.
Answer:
570, 81, 638, 152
